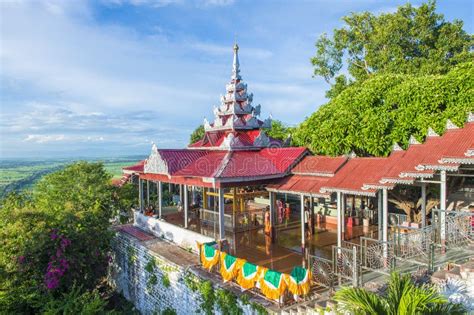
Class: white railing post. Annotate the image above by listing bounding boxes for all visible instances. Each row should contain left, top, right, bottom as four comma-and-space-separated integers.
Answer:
301, 194, 305, 252
440, 170, 447, 251
377, 190, 383, 240
382, 188, 388, 260
337, 191, 342, 249
421, 183, 427, 227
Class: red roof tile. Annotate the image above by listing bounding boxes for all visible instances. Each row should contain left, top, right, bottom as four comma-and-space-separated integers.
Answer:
291, 155, 347, 175
123, 160, 145, 173
267, 175, 330, 196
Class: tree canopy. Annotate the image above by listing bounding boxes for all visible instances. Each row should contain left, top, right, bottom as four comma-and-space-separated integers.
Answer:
189, 124, 205, 145
0, 162, 128, 313
265, 120, 293, 142
293, 61, 473, 156
312, 0, 473, 98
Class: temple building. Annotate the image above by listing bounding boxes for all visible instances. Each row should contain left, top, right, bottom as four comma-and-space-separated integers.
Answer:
122, 44, 474, 301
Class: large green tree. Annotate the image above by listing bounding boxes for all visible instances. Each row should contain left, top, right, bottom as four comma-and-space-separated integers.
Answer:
293, 62, 473, 156
312, 1, 473, 98
0, 162, 116, 313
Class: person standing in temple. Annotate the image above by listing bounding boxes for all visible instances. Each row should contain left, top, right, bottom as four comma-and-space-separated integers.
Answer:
285, 203, 291, 227
277, 199, 284, 224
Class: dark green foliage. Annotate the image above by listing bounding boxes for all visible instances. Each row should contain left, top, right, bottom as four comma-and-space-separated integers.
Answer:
161, 307, 177, 315
42, 285, 108, 315
198, 280, 215, 315
293, 62, 474, 156
0, 162, 116, 313
311, 0, 473, 98
189, 124, 205, 145
215, 289, 242, 315
161, 274, 170, 288
334, 272, 466, 314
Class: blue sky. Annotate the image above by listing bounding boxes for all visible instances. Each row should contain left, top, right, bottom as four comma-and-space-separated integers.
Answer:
1, 0, 472, 158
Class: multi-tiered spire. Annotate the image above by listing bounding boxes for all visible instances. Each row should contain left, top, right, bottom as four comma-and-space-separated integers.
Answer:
203, 44, 272, 132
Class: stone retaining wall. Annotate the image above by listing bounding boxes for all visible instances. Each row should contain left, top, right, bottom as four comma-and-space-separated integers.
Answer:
108, 229, 270, 315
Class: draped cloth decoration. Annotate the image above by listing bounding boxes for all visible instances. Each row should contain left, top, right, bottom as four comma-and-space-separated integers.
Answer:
288, 266, 311, 296
259, 269, 288, 300
200, 243, 220, 271
220, 253, 244, 282
236, 261, 261, 290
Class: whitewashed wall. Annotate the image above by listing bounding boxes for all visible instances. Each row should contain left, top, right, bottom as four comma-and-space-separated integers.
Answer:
134, 211, 214, 253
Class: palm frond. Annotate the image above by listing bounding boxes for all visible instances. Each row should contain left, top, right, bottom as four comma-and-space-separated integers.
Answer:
334, 286, 387, 315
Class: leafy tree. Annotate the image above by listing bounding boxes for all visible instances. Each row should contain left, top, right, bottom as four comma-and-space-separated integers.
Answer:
334, 272, 465, 314
311, 1, 473, 98
189, 124, 205, 145
42, 285, 108, 315
0, 162, 115, 313
265, 120, 293, 142
293, 62, 474, 156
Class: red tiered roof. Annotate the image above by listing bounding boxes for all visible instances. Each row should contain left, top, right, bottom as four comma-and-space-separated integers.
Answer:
189, 129, 282, 149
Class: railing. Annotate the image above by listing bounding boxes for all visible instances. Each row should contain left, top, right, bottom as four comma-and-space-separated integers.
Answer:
308, 254, 334, 289
360, 237, 395, 274
332, 245, 360, 287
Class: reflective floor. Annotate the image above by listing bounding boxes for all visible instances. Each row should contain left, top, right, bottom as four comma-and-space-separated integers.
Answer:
160, 209, 379, 273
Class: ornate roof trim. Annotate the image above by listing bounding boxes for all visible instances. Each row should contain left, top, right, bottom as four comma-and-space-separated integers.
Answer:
468, 112, 474, 123
266, 187, 329, 198
144, 144, 169, 175
446, 119, 459, 130
392, 142, 403, 151
427, 127, 439, 137
465, 149, 474, 157
380, 177, 414, 185
320, 187, 376, 197
399, 171, 434, 178
441, 157, 474, 164
409, 135, 421, 145
419, 164, 459, 171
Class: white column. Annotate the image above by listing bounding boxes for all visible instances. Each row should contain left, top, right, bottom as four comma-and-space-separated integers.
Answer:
158, 181, 162, 218
440, 170, 447, 249
218, 188, 225, 240
421, 183, 427, 227
342, 194, 346, 234
146, 180, 150, 205
337, 191, 342, 248
300, 194, 305, 250
184, 185, 188, 228
310, 196, 314, 234
377, 190, 383, 240
138, 178, 144, 211
269, 192, 275, 242
382, 188, 388, 259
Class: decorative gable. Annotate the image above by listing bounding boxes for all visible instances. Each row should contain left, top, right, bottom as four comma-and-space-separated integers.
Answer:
144, 144, 169, 174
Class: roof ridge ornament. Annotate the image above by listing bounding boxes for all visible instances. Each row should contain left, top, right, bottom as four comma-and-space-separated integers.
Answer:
409, 135, 420, 145
392, 142, 403, 151
467, 112, 474, 123
427, 127, 439, 137
231, 43, 241, 80
348, 151, 357, 158
446, 119, 459, 130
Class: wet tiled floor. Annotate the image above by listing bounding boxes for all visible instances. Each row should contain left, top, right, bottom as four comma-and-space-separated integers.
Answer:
160, 210, 378, 273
